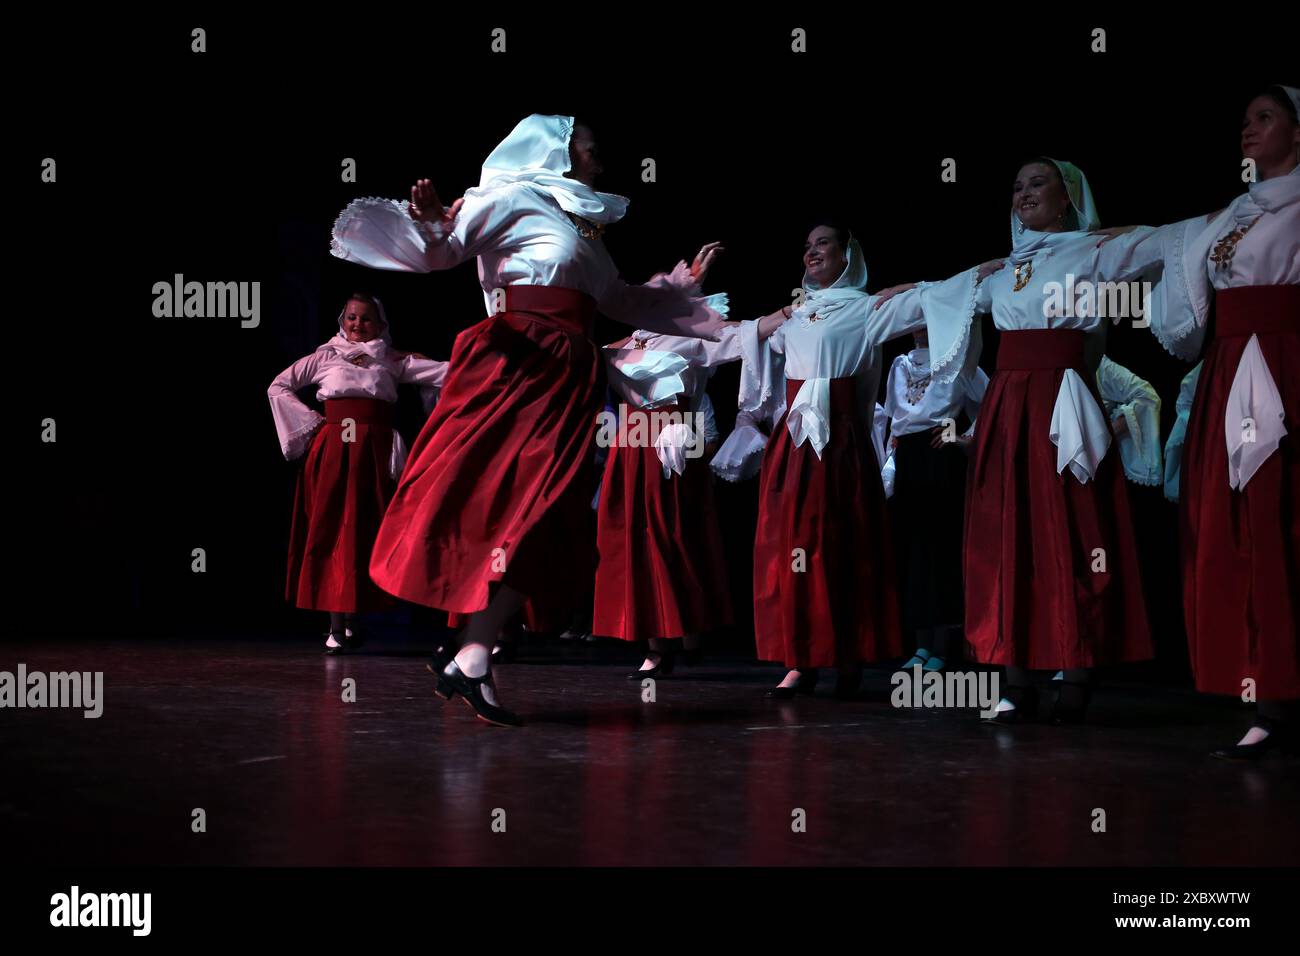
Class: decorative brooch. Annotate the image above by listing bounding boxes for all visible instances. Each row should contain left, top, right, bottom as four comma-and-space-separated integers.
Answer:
568, 213, 605, 240
1210, 217, 1260, 274
1013, 260, 1033, 292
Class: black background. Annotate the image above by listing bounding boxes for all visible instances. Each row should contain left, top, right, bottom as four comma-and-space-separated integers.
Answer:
12, 13, 1295, 684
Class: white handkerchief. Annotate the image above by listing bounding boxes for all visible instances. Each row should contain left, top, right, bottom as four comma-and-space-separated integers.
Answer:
1226, 334, 1287, 491
786, 377, 832, 459
654, 421, 697, 479
1049, 369, 1112, 483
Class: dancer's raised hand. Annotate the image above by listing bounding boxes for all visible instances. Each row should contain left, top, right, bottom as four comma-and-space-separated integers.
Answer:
408, 178, 464, 227
690, 241, 725, 284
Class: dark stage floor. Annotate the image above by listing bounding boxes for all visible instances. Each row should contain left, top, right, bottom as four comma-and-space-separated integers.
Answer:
2, 635, 1297, 866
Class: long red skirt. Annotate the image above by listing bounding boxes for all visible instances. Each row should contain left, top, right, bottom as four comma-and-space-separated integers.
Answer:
964, 329, 1151, 669
369, 287, 602, 620
593, 403, 734, 642
286, 398, 397, 613
753, 377, 903, 669
1181, 284, 1300, 700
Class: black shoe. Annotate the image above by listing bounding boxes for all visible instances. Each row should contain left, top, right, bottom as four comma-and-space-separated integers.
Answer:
983, 684, 1039, 724
324, 631, 348, 655
427, 645, 456, 698
492, 639, 517, 664
626, 652, 674, 680
1048, 680, 1093, 725
1211, 722, 1296, 761
434, 660, 523, 727
765, 669, 819, 699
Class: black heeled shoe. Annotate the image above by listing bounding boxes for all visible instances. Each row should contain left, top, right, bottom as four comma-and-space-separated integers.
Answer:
765, 669, 819, 699
434, 660, 523, 727
626, 651, 675, 680
1048, 680, 1093, 725
982, 684, 1039, 724
324, 631, 348, 655
1211, 722, 1296, 761
427, 645, 456, 698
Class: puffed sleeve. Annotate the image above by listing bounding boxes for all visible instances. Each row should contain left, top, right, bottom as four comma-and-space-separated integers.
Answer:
679, 320, 744, 368
960, 366, 990, 438
1095, 356, 1162, 486
1163, 362, 1202, 501
598, 261, 731, 340
398, 355, 450, 415
697, 392, 721, 446
1089, 225, 1165, 283
1139, 211, 1225, 362
711, 407, 770, 483
919, 267, 992, 385
268, 352, 327, 460
330, 185, 516, 273
871, 402, 889, 470
737, 316, 787, 420
860, 285, 928, 348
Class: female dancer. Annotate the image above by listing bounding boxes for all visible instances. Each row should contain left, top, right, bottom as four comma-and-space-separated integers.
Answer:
1139, 85, 1299, 757
269, 294, 447, 652
735, 222, 975, 699
330, 115, 729, 725
596, 275, 787, 677
895, 157, 1177, 723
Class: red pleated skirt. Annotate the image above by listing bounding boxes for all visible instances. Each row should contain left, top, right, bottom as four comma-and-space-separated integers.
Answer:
1181, 284, 1300, 699
286, 398, 397, 612
753, 377, 903, 669
593, 403, 734, 642
368, 287, 602, 619
964, 329, 1151, 669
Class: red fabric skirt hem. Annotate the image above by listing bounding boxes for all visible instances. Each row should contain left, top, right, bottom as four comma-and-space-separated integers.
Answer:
753, 377, 903, 669
285, 398, 397, 613
368, 286, 602, 617
1181, 284, 1300, 699
963, 330, 1152, 669
593, 405, 734, 642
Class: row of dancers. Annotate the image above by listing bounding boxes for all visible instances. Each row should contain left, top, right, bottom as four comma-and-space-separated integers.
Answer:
268, 90, 1298, 759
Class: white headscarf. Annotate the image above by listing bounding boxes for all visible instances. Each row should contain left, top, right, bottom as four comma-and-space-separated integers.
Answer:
320, 294, 392, 363
784, 232, 880, 458
1009, 157, 1100, 264
1232, 86, 1300, 223
791, 233, 870, 324
464, 114, 630, 225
